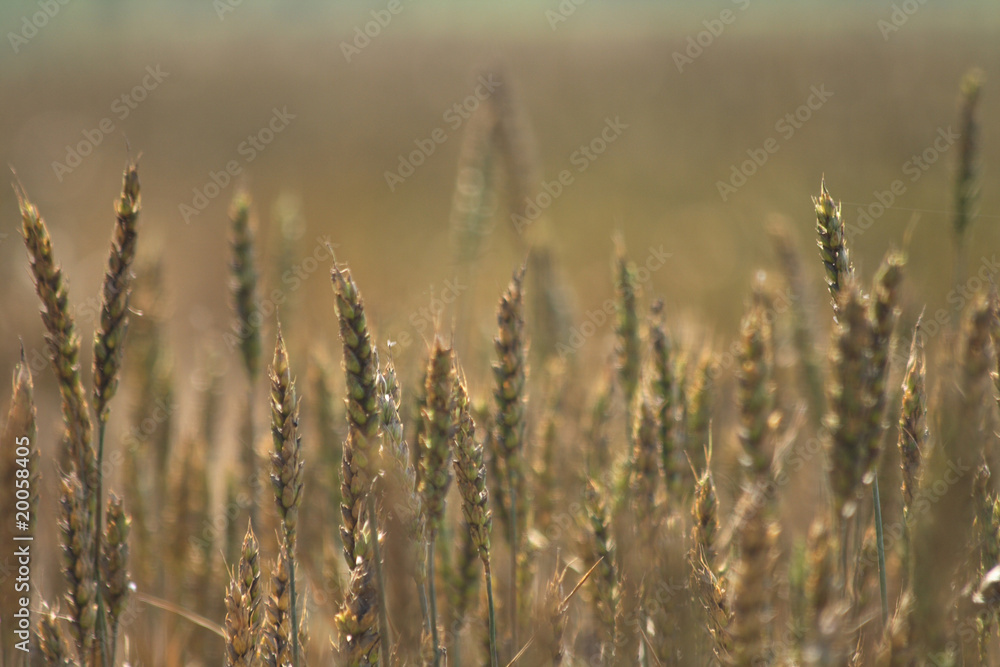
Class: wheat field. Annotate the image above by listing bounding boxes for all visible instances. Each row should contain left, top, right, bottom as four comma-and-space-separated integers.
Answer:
3, 2, 1000, 666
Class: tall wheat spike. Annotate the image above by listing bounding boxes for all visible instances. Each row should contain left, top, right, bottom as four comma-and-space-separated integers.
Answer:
269, 326, 305, 665
17, 186, 95, 492
492, 265, 528, 654
418, 338, 456, 666
93, 162, 141, 423
229, 189, 263, 534
953, 68, 984, 284
332, 259, 381, 570
736, 299, 774, 480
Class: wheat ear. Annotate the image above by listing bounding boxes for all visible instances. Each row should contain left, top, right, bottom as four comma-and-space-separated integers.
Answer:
453, 375, 498, 666
269, 325, 305, 666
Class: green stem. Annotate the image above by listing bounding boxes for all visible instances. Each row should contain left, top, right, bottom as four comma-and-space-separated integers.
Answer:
289, 545, 300, 667
508, 466, 518, 657
417, 567, 431, 638
873, 477, 889, 629
94, 421, 110, 667
368, 496, 392, 660
485, 560, 498, 667
428, 538, 441, 667
246, 386, 258, 533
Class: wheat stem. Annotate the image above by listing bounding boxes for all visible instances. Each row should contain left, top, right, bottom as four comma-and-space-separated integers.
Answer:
428, 539, 441, 667
872, 476, 888, 629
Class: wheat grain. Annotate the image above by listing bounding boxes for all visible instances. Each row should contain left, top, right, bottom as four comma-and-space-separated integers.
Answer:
17, 186, 95, 492
814, 179, 854, 319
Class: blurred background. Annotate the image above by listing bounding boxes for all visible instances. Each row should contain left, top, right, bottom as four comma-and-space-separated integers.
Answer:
2, 0, 1000, 662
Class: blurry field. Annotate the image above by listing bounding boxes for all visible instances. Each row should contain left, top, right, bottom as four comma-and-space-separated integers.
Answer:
4, 3, 1000, 374
3, 1, 1000, 664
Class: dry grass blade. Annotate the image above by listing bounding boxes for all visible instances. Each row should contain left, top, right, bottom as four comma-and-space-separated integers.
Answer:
229, 190, 262, 382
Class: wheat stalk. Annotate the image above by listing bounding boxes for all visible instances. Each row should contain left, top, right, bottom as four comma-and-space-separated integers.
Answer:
269, 325, 305, 666
614, 240, 640, 411
418, 338, 456, 666
229, 190, 263, 535
492, 265, 528, 652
